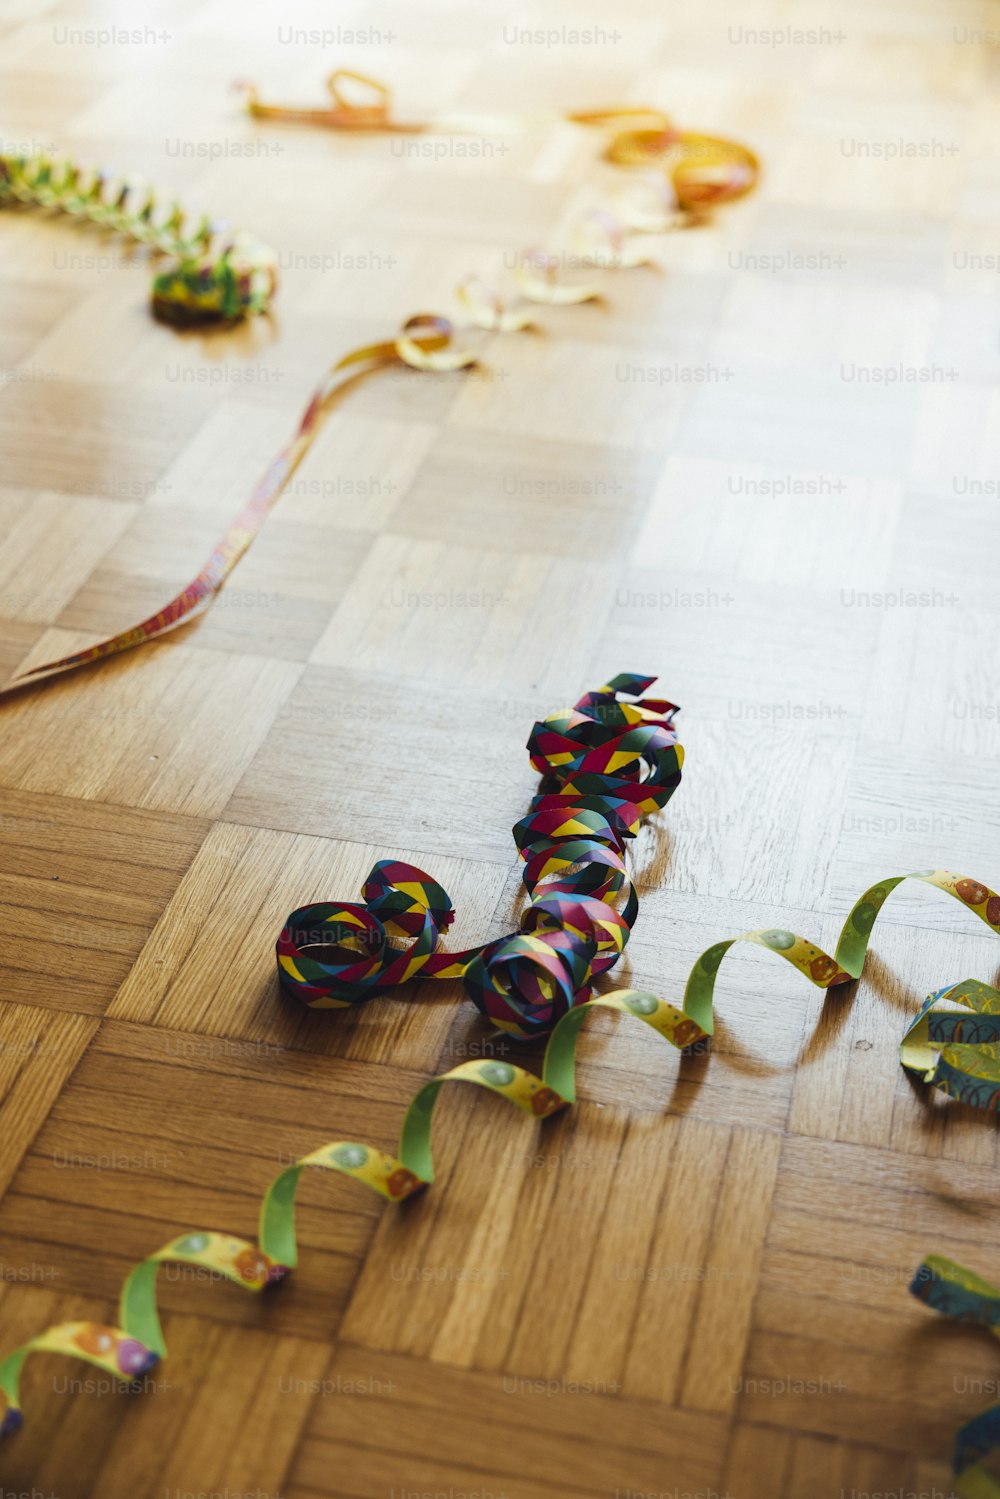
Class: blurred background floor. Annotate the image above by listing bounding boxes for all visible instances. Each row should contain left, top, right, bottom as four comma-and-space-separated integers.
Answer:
1, 0, 999, 1495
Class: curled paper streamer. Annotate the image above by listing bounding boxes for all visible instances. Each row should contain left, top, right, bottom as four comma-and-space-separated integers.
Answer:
278, 673, 683, 1038
238, 71, 759, 218
0, 153, 276, 323
273, 866, 1000, 1202
571, 208, 656, 269
679, 870, 1000, 1042
510, 247, 603, 306
3, 672, 1000, 1435
602, 127, 759, 210
1, 316, 475, 694
0, 1231, 284, 1436
900, 977, 1000, 1110
457, 274, 536, 332
911, 1258, 1000, 1496
238, 69, 420, 132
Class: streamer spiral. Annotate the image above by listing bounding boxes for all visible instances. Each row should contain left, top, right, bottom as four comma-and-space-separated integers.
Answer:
276, 672, 683, 1038
0, 153, 276, 322
910, 1257, 1000, 1495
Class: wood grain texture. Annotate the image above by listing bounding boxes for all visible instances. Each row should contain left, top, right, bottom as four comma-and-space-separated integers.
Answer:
1, 0, 998, 1495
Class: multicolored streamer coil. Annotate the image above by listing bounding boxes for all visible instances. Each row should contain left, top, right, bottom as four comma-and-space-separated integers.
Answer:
911, 1258, 1000, 1496
0, 153, 276, 323
2, 673, 999, 1441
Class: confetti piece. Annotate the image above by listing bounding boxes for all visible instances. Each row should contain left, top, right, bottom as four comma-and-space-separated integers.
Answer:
0, 153, 276, 323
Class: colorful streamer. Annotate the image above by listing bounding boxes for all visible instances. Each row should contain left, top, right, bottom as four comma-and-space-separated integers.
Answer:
0, 316, 475, 693
277, 672, 683, 1037
1, 671, 999, 1436
911, 1257, 1000, 1496
900, 978, 1000, 1110
1, 87, 754, 696
238, 69, 760, 214
0, 153, 276, 323
277, 875, 1000, 1179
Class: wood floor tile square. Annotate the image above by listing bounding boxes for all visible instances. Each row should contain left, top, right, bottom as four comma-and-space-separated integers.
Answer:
0, 377, 212, 497
224, 667, 549, 862
0, 788, 209, 1013
288, 1345, 727, 1499
0, 641, 301, 816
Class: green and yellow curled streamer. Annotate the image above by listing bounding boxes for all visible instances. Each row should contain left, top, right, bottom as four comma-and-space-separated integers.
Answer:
0, 153, 277, 323
0, 1231, 282, 1436
900, 979, 1000, 1109
266, 869, 1000, 1209
911, 1256, 1000, 1497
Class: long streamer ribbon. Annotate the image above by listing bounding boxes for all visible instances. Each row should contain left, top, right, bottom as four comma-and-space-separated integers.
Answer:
238, 69, 760, 214
0, 153, 276, 323
2, 86, 753, 695
0, 316, 474, 693
0, 213, 660, 695
911, 1258, 1000, 1496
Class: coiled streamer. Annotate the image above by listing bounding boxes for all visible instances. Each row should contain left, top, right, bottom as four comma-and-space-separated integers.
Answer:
1, 675, 999, 1436
0, 153, 276, 323
239, 69, 760, 215
911, 1258, 1000, 1496
277, 672, 683, 1038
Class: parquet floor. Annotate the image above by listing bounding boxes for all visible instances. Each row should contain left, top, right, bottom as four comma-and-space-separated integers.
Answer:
1, 0, 999, 1495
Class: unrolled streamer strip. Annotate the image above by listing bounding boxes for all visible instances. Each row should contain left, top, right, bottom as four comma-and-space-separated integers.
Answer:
0, 153, 277, 323
0, 183, 713, 695
0, 314, 474, 692
1, 79, 754, 694
2, 674, 999, 1435
911, 1258, 1000, 1496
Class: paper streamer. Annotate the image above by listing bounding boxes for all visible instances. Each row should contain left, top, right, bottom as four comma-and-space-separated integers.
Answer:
278, 672, 684, 1038
0, 153, 276, 323
274, 869, 1000, 1198
0, 671, 684, 1432
2, 670, 999, 1435
2, 89, 751, 695
0, 1232, 284, 1438
900, 977, 1000, 1110
0, 316, 475, 694
911, 1257, 1000, 1496
238, 69, 760, 214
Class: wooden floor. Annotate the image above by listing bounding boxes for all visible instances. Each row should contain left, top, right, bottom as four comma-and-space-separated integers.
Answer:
2, 0, 1000, 1494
